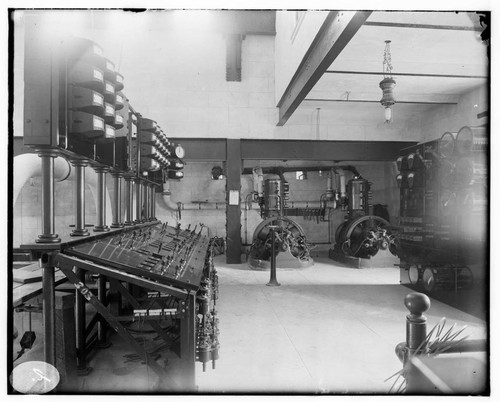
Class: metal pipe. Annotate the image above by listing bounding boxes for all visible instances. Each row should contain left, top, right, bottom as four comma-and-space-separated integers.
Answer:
71, 160, 89, 237
93, 167, 110, 232
134, 178, 142, 224
36, 149, 61, 243
124, 176, 133, 225
110, 173, 123, 228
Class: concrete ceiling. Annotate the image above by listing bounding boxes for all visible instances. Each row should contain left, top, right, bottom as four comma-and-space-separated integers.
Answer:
294, 11, 489, 126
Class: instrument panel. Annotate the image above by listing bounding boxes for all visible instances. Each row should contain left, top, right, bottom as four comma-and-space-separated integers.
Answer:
65, 222, 210, 291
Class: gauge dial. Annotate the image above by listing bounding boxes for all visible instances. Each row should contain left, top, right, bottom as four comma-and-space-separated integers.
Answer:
175, 145, 185, 159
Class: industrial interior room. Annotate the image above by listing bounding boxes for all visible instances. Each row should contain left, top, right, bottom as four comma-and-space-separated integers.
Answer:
9, 8, 490, 396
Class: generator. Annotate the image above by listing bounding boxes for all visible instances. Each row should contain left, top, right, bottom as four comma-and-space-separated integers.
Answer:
329, 175, 397, 262
248, 173, 313, 270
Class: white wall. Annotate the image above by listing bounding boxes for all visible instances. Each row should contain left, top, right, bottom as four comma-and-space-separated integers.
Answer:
274, 11, 329, 103
418, 85, 489, 141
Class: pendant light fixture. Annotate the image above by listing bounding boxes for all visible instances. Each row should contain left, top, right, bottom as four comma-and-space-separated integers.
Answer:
379, 40, 396, 123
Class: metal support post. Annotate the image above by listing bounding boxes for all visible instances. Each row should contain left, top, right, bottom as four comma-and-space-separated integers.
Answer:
75, 267, 91, 374
35, 149, 61, 243
179, 293, 197, 390
110, 172, 124, 228
71, 160, 90, 236
41, 252, 57, 366
150, 184, 157, 221
134, 178, 142, 224
124, 176, 133, 225
93, 167, 110, 232
143, 181, 149, 222
267, 226, 281, 287
95, 274, 111, 348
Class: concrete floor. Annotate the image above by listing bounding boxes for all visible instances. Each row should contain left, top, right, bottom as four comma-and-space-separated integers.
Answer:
193, 252, 486, 394
12, 250, 487, 394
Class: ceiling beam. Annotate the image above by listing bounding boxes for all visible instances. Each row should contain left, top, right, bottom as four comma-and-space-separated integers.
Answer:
324, 70, 488, 79
304, 98, 458, 105
364, 21, 482, 31
241, 139, 415, 161
276, 11, 372, 126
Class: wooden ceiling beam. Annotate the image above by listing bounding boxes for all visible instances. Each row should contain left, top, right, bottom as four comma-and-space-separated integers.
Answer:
277, 11, 372, 126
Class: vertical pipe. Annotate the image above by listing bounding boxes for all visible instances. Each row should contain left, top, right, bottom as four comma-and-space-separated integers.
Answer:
134, 178, 142, 224
124, 176, 133, 225
110, 173, 123, 228
93, 167, 109, 232
71, 160, 90, 236
42, 253, 56, 365
36, 150, 60, 243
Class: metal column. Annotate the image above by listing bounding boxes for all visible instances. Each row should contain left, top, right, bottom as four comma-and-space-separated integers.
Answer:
93, 167, 110, 232
110, 172, 124, 228
143, 181, 149, 221
41, 252, 57, 366
149, 183, 157, 221
75, 267, 90, 374
95, 274, 111, 348
124, 176, 133, 225
35, 149, 61, 243
134, 178, 142, 224
71, 160, 90, 237
179, 293, 197, 390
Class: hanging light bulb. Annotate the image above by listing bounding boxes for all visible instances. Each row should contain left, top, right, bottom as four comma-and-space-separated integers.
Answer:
379, 40, 396, 123
384, 106, 392, 122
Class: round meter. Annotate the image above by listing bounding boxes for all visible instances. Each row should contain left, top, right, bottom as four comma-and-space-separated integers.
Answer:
175, 145, 185, 159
